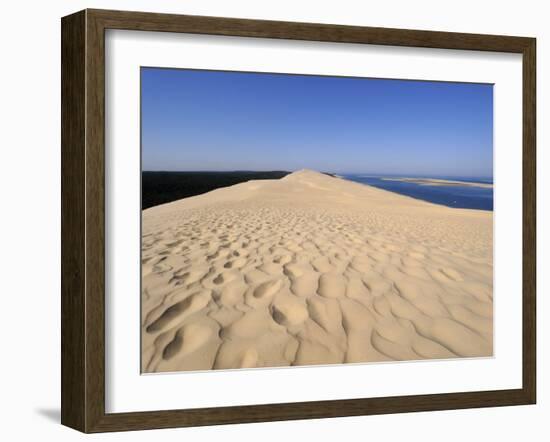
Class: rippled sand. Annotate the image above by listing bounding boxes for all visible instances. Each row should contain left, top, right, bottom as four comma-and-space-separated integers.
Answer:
141, 170, 493, 373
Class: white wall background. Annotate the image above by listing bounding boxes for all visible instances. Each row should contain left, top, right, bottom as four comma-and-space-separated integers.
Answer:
0, 0, 546, 440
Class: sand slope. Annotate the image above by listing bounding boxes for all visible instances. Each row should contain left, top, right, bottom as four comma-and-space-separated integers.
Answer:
141, 170, 493, 372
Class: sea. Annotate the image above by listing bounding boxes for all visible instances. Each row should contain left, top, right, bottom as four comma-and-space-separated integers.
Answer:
341, 174, 493, 211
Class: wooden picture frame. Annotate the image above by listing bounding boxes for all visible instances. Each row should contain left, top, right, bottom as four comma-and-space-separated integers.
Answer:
61, 8, 536, 433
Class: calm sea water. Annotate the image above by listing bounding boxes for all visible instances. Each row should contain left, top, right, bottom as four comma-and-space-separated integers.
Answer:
342, 174, 493, 211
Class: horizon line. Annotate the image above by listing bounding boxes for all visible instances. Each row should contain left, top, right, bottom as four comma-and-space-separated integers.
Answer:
141, 169, 493, 178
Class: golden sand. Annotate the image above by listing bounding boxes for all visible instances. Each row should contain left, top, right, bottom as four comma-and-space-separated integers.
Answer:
141, 170, 493, 372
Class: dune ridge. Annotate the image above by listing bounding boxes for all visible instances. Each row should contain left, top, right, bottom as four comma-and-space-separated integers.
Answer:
141, 169, 493, 372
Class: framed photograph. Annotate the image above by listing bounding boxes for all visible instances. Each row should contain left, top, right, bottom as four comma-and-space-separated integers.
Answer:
61, 9, 536, 433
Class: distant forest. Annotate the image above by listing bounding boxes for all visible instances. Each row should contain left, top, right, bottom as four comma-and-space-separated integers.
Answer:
142, 171, 291, 209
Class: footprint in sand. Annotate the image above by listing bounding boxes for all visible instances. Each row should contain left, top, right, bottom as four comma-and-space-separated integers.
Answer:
210, 271, 240, 286
290, 272, 319, 298
311, 256, 335, 273
146, 292, 210, 333
253, 279, 283, 299
170, 267, 209, 286
215, 280, 247, 307
317, 273, 346, 298
162, 323, 213, 360
257, 262, 283, 276
271, 298, 309, 327
283, 263, 304, 279
223, 257, 248, 269
213, 274, 225, 284
244, 269, 270, 284
273, 255, 292, 265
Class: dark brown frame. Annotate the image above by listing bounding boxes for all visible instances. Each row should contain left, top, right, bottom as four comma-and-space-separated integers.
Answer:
61, 8, 536, 433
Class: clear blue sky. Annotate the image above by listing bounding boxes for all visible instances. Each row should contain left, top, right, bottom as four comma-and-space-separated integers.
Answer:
141, 68, 493, 177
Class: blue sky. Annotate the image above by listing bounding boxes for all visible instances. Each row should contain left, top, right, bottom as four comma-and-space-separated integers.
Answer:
141, 68, 493, 177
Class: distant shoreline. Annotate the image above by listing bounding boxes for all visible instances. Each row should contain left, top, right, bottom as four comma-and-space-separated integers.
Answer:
380, 177, 493, 189
342, 174, 493, 211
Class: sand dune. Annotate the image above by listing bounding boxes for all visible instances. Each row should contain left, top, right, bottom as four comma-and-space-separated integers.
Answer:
141, 169, 493, 373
